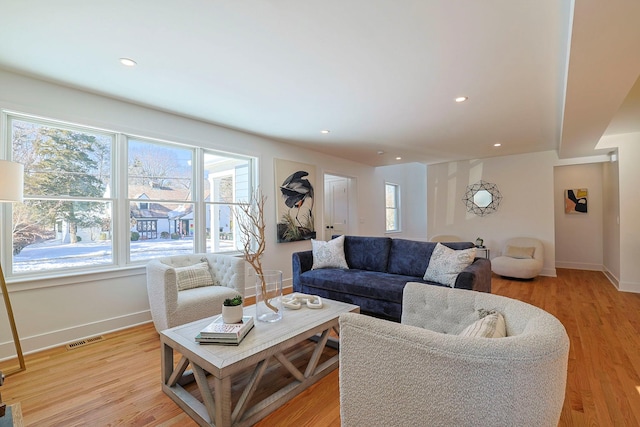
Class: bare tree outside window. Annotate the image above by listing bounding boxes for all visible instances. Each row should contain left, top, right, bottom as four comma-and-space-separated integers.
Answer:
127, 139, 194, 262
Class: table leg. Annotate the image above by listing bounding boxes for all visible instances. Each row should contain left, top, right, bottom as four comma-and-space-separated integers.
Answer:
213, 374, 232, 426
161, 342, 174, 385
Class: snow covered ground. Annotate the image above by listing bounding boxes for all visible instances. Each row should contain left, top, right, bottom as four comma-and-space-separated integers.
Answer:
13, 238, 235, 273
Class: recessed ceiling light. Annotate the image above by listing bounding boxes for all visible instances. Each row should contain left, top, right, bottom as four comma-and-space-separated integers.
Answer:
120, 58, 137, 67
494, 143, 501, 147
320, 130, 330, 134
455, 96, 468, 103
377, 150, 385, 155
395, 156, 402, 160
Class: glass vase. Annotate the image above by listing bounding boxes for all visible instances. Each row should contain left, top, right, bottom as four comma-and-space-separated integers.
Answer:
255, 270, 283, 322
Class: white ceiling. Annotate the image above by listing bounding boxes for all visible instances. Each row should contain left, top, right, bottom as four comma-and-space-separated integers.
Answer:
0, 1, 639, 166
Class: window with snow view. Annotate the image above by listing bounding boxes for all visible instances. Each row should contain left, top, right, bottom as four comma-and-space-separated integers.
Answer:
4, 113, 256, 278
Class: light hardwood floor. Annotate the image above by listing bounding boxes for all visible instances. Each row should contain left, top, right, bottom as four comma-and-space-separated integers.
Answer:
2, 269, 639, 426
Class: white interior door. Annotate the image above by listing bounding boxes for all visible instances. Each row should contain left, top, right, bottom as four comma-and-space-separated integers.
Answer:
324, 175, 350, 240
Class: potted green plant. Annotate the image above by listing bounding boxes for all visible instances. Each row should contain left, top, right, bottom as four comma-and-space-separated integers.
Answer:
222, 295, 243, 323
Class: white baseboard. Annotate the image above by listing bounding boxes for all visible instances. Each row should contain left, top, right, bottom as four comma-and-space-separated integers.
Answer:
591, 267, 639, 294
0, 310, 152, 361
540, 267, 557, 277
618, 280, 640, 294
602, 267, 620, 290
555, 261, 603, 271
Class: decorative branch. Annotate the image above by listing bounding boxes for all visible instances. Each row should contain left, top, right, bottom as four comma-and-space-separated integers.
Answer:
234, 189, 278, 313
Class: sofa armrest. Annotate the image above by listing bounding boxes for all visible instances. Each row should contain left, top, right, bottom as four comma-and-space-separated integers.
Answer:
146, 260, 180, 331
454, 258, 491, 292
292, 250, 313, 292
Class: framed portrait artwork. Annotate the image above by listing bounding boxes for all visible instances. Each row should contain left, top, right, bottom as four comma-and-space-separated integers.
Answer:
274, 159, 316, 242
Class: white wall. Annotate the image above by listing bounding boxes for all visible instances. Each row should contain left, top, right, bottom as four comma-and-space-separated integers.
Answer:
553, 163, 604, 270
617, 137, 640, 292
598, 133, 640, 292
427, 151, 558, 276
602, 158, 621, 285
0, 69, 392, 359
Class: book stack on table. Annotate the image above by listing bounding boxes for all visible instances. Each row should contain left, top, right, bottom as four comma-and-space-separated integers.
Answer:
196, 315, 254, 345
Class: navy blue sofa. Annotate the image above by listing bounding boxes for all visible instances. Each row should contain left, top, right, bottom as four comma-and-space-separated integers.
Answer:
292, 236, 491, 322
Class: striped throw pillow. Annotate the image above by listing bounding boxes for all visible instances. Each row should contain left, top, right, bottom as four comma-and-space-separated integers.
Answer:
459, 309, 506, 338
175, 261, 214, 291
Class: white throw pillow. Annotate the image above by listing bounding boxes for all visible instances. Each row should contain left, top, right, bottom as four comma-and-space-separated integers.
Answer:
423, 243, 476, 287
311, 235, 349, 269
504, 245, 536, 259
200, 257, 222, 286
459, 309, 507, 338
175, 261, 215, 291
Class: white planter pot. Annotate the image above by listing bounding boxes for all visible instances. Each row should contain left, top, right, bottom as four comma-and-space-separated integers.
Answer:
222, 305, 243, 323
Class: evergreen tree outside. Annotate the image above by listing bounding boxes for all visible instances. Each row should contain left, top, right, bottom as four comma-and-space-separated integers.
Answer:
27, 128, 108, 244
12, 120, 111, 249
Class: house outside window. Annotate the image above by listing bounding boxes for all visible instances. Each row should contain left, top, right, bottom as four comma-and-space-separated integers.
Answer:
385, 182, 400, 232
128, 138, 195, 262
3, 112, 256, 278
135, 220, 157, 240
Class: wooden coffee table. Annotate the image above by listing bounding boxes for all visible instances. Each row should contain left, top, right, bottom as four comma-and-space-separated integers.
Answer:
160, 298, 359, 427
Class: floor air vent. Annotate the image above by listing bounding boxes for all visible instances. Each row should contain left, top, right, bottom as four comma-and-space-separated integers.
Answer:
66, 335, 105, 350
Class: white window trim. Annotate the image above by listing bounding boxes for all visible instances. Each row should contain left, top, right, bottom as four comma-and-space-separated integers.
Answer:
385, 182, 401, 233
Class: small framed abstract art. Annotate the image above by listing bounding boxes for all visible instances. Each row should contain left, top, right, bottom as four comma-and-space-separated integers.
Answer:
565, 188, 588, 214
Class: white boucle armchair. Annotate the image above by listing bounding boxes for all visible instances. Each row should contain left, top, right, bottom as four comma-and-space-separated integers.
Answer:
491, 237, 544, 279
146, 254, 246, 332
339, 282, 569, 427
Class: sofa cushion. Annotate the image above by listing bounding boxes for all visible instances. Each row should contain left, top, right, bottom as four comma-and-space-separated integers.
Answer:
388, 239, 474, 277
343, 236, 392, 272
299, 269, 411, 304
423, 243, 476, 287
311, 235, 349, 269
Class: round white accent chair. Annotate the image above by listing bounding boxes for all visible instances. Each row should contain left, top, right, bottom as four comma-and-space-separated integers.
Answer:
491, 237, 544, 279
339, 283, 569, 427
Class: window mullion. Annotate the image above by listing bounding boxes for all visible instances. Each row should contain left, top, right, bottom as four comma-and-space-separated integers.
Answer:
115, 133, 128, 267
193, 148, 205, 253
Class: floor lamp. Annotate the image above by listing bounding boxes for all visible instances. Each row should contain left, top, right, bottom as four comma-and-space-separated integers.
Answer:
0, 159, 25, 375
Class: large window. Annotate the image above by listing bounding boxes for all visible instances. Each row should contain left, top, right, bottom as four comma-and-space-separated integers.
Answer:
385, 182, 400, 233
3, 113, 256, 277
128, 138, 195, 262
10, 117, 114, 273
203, 152, 251, 254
